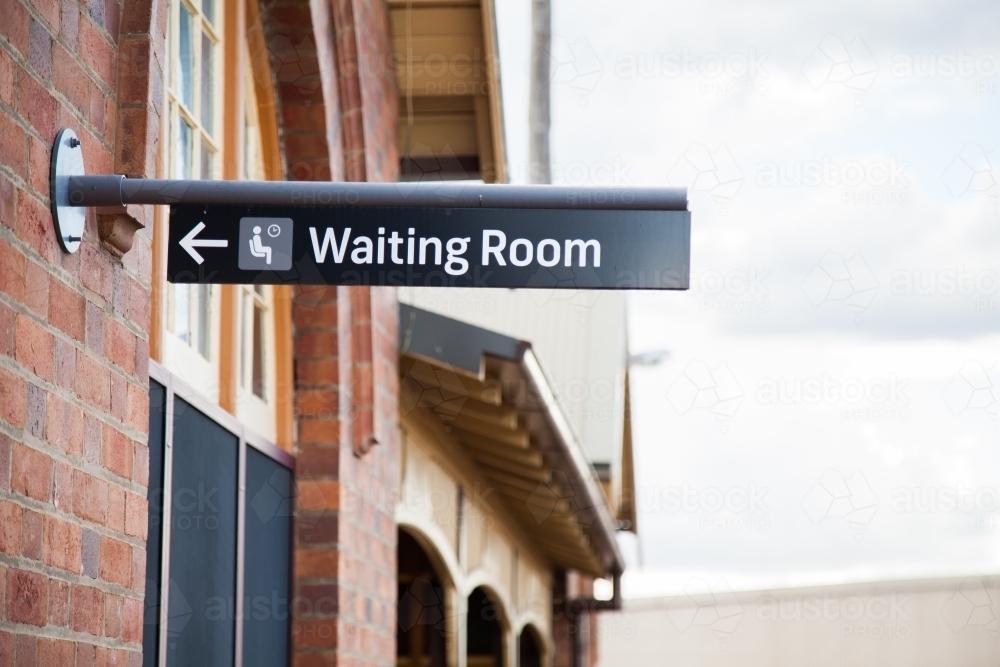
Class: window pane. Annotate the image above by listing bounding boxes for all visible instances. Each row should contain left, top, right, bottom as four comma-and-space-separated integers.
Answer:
243, 449, 292, 667
241, 292, 251, 389
200, 139, 214, 180
174, 284, 191, 343
196, 285, 210, 358
202, 0, 215, 27
166, 104, 173, 176
167, 398, 238, 667
178, 4, 194, 110
176, 120, 192, 180
252, 303, 264, 398
201, 32, 214, 135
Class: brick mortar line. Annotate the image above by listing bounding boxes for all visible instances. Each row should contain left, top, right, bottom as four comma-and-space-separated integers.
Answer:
0, 553, 145, 601
0, 93, 19, 122
0, 153, 30, 195
321, 605, 399, 623
0, 417, 150, 499
80, 253, 155, 336
0, 619, 142, 651
115, 100, 157, 113
0, 488, 148, 549
292, 612, 397, 626
0, 363, 152, 464
0, 260, 153, 372
297, 638, 396, 657
0, 207, 153, 340
0, 352, 153, 455
295, 560, 396, 579
294, 578, 397, 593
80, 260, 156, 338
0, 282, 151, 392
0, 29, 167, 201
294, 650, 395, 661
292, 543, 390, 562
15, 0, 120, 106
0, 40, 114, 158
117, 32, 158, 48
0, 418, 150, 497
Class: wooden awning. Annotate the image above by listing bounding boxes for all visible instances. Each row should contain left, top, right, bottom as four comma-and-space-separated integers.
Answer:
388, 0, 506, 183
399, 306, 624, 577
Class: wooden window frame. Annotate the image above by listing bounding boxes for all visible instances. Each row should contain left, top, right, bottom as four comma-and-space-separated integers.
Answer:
152, 0, 293, 451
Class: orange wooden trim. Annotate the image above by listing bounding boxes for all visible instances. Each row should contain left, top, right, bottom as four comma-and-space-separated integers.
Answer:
149, 206, 166, 363
245, 0, 283, 181
224, 0, 246, 181
273, 285, 295, 451
246, 0, 287, 438
216, 0, 244, 414
149, 12, 172, 364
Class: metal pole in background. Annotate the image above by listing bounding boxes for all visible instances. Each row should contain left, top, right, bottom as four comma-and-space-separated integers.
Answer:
529, 0, 552, 184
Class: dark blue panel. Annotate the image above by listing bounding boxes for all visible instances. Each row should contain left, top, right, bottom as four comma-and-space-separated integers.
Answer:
243, 448, 292, 667
167, 397, 238, 667
142, 381, 166, 667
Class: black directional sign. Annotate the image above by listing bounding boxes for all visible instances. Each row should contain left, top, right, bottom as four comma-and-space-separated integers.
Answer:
167, 204, 690, 289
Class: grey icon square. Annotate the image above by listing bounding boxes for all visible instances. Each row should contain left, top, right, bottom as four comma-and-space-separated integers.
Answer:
238, 217, 293, 271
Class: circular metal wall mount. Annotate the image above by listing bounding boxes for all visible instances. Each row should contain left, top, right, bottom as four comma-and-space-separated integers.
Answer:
50, 128, 86, 254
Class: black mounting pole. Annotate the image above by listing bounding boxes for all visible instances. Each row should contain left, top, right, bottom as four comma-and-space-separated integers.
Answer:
66, 175, 688, 211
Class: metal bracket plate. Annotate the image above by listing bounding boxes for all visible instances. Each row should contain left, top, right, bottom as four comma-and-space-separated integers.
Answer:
49, 128, 86, 254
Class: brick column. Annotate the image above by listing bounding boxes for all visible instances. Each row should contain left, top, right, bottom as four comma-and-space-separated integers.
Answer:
292, 286, 398, 667
278, 0, 400, 662
0, 0, 162, 663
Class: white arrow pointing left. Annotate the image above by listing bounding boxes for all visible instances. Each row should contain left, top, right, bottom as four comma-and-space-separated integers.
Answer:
179, 222, 228, 265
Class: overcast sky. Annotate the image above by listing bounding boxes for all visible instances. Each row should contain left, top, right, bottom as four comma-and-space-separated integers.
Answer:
497, 0, 1000, 596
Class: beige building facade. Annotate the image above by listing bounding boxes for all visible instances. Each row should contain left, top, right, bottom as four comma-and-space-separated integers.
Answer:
597, 576, 1000, 666
395, 305, 628, 667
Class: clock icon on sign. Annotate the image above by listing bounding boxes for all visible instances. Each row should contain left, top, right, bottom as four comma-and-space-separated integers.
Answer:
267, 224, 281, 238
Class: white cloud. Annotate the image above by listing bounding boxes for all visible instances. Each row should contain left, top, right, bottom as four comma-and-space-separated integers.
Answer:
490, 0, 1000, 590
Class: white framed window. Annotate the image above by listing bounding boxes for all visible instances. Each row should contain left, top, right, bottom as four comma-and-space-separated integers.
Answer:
166, 0, 220, 352
241, 284, 270, 401
244, 65, 266, 181
161, 0, 223, 394
166, 284, 213, 358
153, 2, 288, 443
233, 53, 280, 441
167, 0, 220, 182
236, 282, 277, 440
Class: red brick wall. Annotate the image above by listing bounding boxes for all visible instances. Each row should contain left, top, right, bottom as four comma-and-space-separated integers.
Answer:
282, 0, 400, 665
292, 285, 398, 667
329, 0, 398, 183
259, 0, 343, 183
0, 0, 161, 663
351, 0, 397, 183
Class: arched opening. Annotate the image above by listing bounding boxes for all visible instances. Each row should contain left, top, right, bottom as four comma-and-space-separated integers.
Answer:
397, 528, 447, 667
466, 587, 504, 667
518, 625, 543, 667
